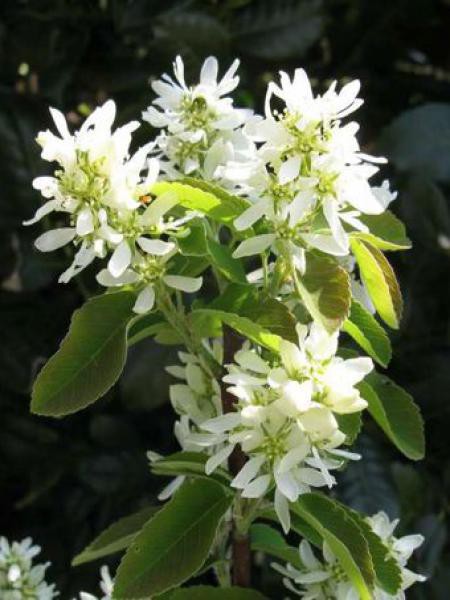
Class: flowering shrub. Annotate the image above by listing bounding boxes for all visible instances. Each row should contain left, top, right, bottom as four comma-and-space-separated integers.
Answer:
24, 56, 426, 599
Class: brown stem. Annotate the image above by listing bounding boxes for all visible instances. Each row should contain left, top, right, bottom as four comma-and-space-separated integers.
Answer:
222, 325, 252, 588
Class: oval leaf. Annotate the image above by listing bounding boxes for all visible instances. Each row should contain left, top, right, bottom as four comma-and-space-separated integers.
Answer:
359, 375, 425, 461
159, 586, 268, 600
296, 253, 351, 334
296, 493, 374, 600
31, 291, 135, 417
343, 300, 392, 367
113, 479, 233, 598
353, 211, 411, 251
151, 180, 249, 225
350, 239, 403, 329
73, 506, 158, 566
250, 523, 302, 569
193, 308, 282, 352
338, 504, 402, 595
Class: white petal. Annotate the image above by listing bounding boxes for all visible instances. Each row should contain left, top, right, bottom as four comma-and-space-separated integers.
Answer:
275, 470, 299, 502
200, 56, 219, 85
158, 476, 185, 501
205, 445, 235, 475
108, 241, 132, 277
297, 467, 329, 487
323, 197, 349, 251
23, 200, 58, 225
133, 284, 156, 314
137, 237, 175, 255
231, 455, 266, 489
278, 155, 301, 184
96, 269, 138, 287
234, 350, 270, 374
34, 228, 76, 252
202, 413, 241, 433
49, 107, 70, 138
274, 488, 291, 534
242, 474, 271, 498
302, 233, 349, 256
76, 208, 94, 235
234, 198, 270, 231
278, 442, 310, 473
232, 234, 276, 258
163, 275, 203, 293
299, 540, 321, 570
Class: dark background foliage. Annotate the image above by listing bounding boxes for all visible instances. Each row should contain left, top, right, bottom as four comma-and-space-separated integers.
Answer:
0, 0, 449, 597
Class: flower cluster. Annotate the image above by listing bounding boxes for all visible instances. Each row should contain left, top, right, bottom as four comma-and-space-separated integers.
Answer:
143, 56, 254, 187
27, 100, 202, 313
0, 536, 57, 599
273, 512, 425, 599
150, 340, 224, 499
76, 566, 113, 600
197, 323, 372, 531
231, 69, 396, 272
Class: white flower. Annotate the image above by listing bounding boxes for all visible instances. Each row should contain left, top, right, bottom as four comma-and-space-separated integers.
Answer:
273, 513, 425, 599
76, 566, 113, 600
143, 55, 255, 187
232, 68, 392, 269
150, 341, 224, 500
0, 536, 58, 599
196, 323, 371, 532
97, 239, 202, 315
26, 100, 158, 281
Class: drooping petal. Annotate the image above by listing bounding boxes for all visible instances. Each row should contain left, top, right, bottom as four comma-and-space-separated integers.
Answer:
137, 237, 175, 255
231, 455, 266, 489
76, 208, 94, 236
242, 474, 271, 498
274, 488, 291, 534
205, 445, 235, 475
163, 275, 203, 293
108, 240, 132, 278
34, 228, 76, 252
133, 284, 156, 314
23, 200, 58, 225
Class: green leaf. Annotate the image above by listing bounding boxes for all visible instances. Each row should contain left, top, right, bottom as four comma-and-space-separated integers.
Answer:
295, 493, 374, 600
178, 226, 247, 284
72, 506, 158, 566
350, 239, 403, 329
259, 506, 322, 548
159, 586, 268, 600
295, 253, 351, 333
113, 479, 233, 599
378, 103, 450, 183
336, 412, 362, 446
339, 504, 402, 595
151, 180, 249, 225
250, 523, 302, 568
359, 375, 425, 460
343, 300, 392, 367
31, 292, 135, 417
192, 308, 281, 352
352, 211, 412, 251
151, 451, 232, 490
210, 284, 298, 344
234, 0, 323, 61
340, 435, 399, 518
